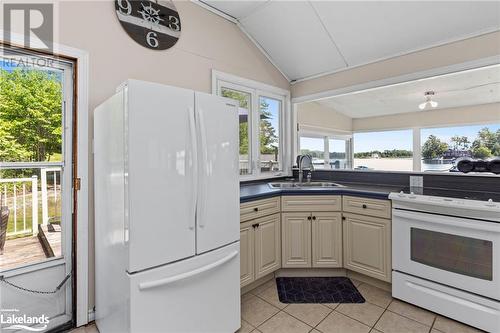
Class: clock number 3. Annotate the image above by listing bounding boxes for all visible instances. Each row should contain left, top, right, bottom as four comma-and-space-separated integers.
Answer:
117, 0, 132, 15
168, 16, 180, 32
146, 31, 159, 48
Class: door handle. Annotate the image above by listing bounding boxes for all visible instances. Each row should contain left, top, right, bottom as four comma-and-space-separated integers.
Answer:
312, 216, 316, 220
196, 106, 209, 229
188, 107, 197, 231
138, 251, 238, 291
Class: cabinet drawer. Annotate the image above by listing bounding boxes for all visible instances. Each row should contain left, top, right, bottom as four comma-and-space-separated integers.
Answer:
240, 197, 280, 222
281, 195, 341, 212
342, 196, 391, 219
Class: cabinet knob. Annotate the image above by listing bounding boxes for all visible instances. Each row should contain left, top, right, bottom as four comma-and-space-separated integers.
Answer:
312, 216, 316, 220
254, 207, 259, 212
252, 223, 259, 228
307, 216, 312, 220
342, 216, 346, 220
362, 204, 367, 209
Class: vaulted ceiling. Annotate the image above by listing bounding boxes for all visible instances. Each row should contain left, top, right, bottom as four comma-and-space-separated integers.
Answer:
201, 1, 500, 82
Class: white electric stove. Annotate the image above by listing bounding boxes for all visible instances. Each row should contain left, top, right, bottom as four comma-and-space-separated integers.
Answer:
389, 191, 500, 333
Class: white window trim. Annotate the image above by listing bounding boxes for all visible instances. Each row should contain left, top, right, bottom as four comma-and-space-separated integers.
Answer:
212, 70, 292, 181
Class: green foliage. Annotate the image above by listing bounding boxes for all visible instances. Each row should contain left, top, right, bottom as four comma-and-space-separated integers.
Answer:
0, 68, 62, 162
471, 127, 500, 158
354, 149, 413, 158
422, 135, 448, 159
221, 89, 278, 156
450, 135, 470, 151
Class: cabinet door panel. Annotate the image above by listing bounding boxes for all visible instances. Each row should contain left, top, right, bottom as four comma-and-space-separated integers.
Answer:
282, 213, 311, 268
240, 221, 254, 287
312, 212, 343, 268
343, 213, 391, 282
255, 213, 281, 279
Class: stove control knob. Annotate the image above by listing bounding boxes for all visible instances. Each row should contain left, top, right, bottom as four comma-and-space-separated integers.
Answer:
409, 192, 417, 199
486, 199, 497, 207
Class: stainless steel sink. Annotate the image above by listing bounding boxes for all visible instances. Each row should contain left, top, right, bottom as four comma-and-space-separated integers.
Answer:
268, 181, 344, 189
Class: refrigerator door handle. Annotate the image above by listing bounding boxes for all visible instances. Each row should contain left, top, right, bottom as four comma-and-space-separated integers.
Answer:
196, 106, 209, 228
138, 251, 238, 291
188, 107, 197, 230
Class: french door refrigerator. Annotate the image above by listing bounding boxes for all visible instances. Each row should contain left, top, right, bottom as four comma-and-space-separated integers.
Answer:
94, 80, 240, 333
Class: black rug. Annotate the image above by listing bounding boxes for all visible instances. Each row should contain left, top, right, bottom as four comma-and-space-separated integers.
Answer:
276, 277, 365, 304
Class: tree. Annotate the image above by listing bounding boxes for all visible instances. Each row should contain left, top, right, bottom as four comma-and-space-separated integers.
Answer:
472, 146, 492, 159
220, 89, 278, 156
450, 135, 470, 151
422, 135, 448, 159
471, 127, 500, 157
0, 68, 62, 162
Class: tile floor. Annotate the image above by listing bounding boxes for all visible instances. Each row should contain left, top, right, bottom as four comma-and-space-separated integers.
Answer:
239, 278, 485, 333
71, 279, 484, 333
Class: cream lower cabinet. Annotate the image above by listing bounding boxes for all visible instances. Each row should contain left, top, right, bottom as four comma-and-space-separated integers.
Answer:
343, 213, 391, 282
282, 212, 342, 268
240, 213, 281, 287
312, 213, 343, 268
281, 213, 311, 268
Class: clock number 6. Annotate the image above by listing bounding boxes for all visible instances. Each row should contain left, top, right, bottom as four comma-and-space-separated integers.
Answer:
117, 0, 131, 15
146, 31, 159, 48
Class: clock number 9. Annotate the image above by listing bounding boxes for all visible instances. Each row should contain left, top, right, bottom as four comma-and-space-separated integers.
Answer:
146, 31, 159, 48
117, 0, 132, 15
168, 16, 180, 32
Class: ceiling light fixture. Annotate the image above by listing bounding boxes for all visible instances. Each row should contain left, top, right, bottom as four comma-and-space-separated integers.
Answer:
419, 91, 438, 110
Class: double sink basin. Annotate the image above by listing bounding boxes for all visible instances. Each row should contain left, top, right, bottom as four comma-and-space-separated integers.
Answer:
268, 181, 345, 189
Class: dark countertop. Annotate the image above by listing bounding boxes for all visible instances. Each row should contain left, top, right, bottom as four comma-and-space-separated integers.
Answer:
240, 181, 403, 203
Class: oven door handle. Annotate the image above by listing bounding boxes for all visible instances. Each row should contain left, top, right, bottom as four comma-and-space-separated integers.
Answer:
393, 209, 500, 233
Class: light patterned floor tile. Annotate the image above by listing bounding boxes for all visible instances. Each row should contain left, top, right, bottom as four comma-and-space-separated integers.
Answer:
241, 294, 280, 327
237, 319, 255, 333
256, 284, 287, 309
350, 279, 363, 287
251, 279, 276, 295
336, 302, 385, 327
388, 299, 435, 326
284, 303, 332, 327
374, 311, 430, 333
432, 315, 484, 333
357, 283, 393, 308
323, 303, 340, 310
316, 311, 371, 333
258, 311, 311, 333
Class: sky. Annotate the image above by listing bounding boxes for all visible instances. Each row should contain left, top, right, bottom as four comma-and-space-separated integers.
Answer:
301, 124, 500, 153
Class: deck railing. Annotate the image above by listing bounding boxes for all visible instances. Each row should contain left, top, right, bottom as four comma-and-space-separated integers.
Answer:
1, 176, 38, 236
1, 167, 61, 238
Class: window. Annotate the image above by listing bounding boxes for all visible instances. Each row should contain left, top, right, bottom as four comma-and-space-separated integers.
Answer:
299, 133, 352, 170
421, 124, 500, 172
353, 130, 413, 171
214, 71, 290, 179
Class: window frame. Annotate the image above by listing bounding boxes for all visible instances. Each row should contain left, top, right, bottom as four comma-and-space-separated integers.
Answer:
213, 70, 291, 181
298, 125, 353, 170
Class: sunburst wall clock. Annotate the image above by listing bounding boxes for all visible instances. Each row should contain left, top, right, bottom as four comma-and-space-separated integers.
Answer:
115, 0, 181, 50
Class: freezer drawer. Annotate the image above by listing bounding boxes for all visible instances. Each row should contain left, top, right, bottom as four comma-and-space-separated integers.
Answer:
128, 242, 240, 333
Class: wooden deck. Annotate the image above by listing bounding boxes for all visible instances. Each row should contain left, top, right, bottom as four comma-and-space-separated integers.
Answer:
0, 224, 62, 271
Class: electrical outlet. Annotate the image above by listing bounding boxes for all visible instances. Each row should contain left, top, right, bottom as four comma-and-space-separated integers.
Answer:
410, 176, 423, 188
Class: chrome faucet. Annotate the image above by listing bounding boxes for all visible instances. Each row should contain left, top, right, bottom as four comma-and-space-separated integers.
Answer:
297, 154, 314, 183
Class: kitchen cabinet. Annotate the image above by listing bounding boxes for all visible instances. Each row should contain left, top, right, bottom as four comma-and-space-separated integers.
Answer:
239, 213, 281, 287
343, 195, 391, 219
240, 197, 280, 222
343, 212, 391, 282
312, 212, 343, 268
281, 213, 311, 268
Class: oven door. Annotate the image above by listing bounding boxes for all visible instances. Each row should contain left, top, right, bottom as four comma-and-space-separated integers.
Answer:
392, 209, 500, 300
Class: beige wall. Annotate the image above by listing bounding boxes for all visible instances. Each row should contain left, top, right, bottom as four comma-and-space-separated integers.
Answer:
353, 103, 500, 132
297, 102, 352, 132
291, 31, 500, 99
55, 1, 288, 311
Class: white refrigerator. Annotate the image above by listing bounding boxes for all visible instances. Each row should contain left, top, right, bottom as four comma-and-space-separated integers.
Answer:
94, 80, 240, 333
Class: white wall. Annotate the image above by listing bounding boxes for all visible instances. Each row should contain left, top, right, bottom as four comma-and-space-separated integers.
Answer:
297, 101, 352, 132
38, 0, 289, 312
353, 103, 500, 131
